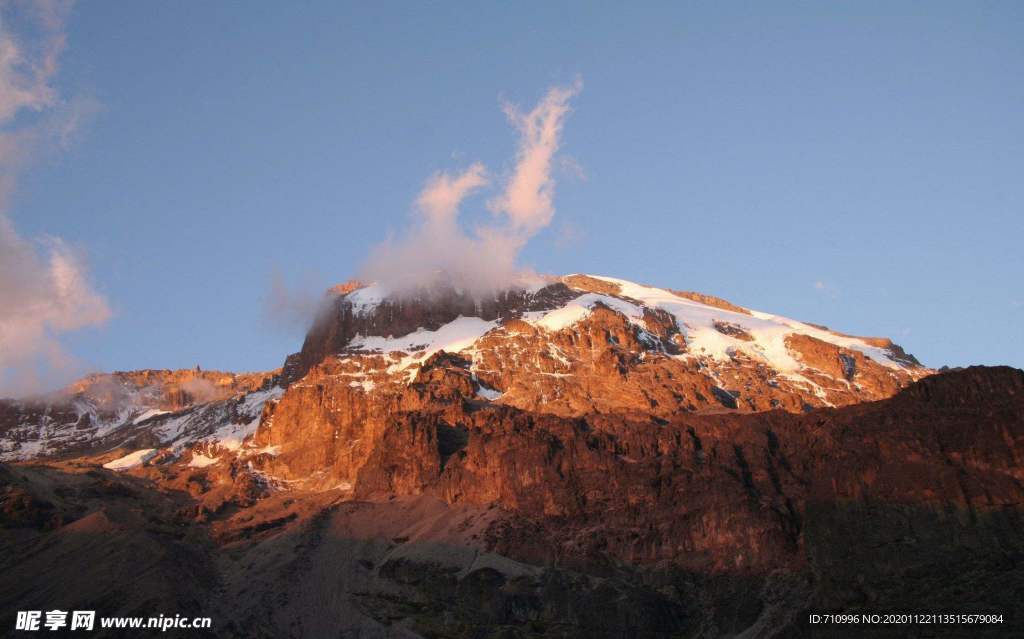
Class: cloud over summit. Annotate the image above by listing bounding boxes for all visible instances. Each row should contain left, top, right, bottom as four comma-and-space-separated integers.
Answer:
360, 80, 581, 295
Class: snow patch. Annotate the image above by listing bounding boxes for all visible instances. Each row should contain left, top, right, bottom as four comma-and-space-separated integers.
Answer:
103, 449, 157, 471
188, 452, 219, 468
350, 316, 499, 375
525, 293, 644, 332
133, 408, 170, 424
348, 379, 377, 392
346, 284, 389, 315
476, 385, 503, 401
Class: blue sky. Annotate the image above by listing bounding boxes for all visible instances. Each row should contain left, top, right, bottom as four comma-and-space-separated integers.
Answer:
4, 1, 1023, 384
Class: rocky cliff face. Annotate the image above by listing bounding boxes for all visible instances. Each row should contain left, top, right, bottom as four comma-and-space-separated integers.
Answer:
3, 274, 1018, 638
2, 366, 1021, 637
251, 274, 929, 489
281, 279, 579, 383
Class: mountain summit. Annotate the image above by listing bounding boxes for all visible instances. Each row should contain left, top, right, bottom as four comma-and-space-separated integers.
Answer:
289, 273, 927, 411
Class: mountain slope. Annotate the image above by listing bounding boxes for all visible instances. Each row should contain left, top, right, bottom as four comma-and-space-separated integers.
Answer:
0, 369, 276, 462
2, 366, 1021, 638
1, 274, 1020, 637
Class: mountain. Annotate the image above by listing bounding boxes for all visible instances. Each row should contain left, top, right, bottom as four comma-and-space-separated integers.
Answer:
2, 275, 1021, 638
2, 274, 929, 485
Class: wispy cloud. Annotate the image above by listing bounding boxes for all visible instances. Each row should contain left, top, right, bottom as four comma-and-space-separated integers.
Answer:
0, 0, 69, 122
360, 79, 582, 295
0, 0, 109, 396
488, 78, 581, 236
0, 224, 111, 395
557, 155, 587, 183
416, 162, 489, 232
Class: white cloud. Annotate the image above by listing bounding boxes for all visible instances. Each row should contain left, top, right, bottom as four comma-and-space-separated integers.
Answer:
360, 80, 582, 295
0, 221, 110, 395
488, 78, 581, 235
0, 0, 109, 396
416, 162, 488, 231
0, 1, 67, 122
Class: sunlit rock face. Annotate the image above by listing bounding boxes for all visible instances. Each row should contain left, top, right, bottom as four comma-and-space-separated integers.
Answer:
3, 273, 931, 484
11, 275, 1021, 638
3, 363, 1022, 637
197, 273, 921, 489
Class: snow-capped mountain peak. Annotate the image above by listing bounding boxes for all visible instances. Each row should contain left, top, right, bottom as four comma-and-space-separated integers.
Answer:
1, 273, 928, 489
